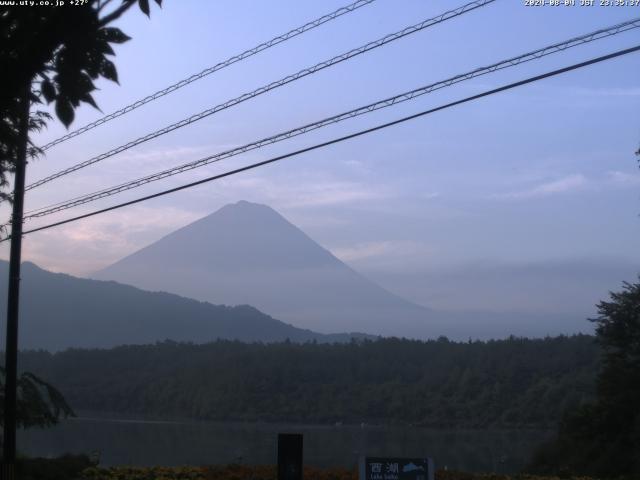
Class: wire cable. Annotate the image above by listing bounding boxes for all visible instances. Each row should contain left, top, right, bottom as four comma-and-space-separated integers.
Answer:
26, 0, 496, 192
23, 17, 640, 219
8, 44, 638, 241
38, 0, 378, 152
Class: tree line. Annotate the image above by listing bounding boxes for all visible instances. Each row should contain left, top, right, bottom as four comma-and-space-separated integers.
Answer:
530, 280, 640, 478
18, 334, 599, 429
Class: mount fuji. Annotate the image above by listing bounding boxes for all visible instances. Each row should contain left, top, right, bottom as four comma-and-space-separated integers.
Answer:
94, 201, 444, 338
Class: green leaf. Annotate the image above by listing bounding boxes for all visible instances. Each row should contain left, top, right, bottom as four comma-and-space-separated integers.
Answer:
80, 92, 100, 111
75, 72, 95, 93
99, 58, 118, 84
55, 98, 74, 128
41, 78, 56, 103
139, 0, 150, 16
101, 27, 131, 44
85, 53, 102, 78
95, 39, 115, 56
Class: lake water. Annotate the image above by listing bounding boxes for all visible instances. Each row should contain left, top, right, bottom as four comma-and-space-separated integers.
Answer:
18, 416, 552, 474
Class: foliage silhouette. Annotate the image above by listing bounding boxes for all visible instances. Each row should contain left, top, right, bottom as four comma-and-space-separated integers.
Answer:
530, 279, 640, 478
20, 335, 599, 428
0, 0, 161, 201
0, 0, 161, 436
0, 366, 74, 429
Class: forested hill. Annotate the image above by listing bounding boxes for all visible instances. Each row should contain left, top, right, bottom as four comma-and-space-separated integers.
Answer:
0, 261, 370, 349
20, 335, 599, 428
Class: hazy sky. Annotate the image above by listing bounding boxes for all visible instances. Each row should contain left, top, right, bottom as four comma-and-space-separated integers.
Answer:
1, 0, 639, 309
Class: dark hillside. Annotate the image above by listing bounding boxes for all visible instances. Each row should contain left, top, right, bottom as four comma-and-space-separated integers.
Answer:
0, 261, 368, 350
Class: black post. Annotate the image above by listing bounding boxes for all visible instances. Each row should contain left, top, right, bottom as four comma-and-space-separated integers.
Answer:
277, 433, 303, 480
2, 83, 30, 477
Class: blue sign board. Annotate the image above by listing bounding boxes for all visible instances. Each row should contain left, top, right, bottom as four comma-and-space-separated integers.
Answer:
359, 457, 434, 480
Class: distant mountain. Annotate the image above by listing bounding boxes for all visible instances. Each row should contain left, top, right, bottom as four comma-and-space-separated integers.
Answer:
0, 261, 370, 351
94, 201, 440, 338
367, 259, 639, 316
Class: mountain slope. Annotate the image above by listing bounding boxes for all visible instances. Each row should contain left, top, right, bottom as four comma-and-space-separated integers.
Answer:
0, 261, 368, 351
95, 201, 437, 337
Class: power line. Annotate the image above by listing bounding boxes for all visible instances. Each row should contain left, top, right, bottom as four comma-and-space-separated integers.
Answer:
38, 0, 378, 152
23, 17, 640, 219
26, 0, 496, 192
9, 44, 639, 242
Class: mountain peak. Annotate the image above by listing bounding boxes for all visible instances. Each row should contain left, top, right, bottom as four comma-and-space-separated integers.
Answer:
206, 200, 286, 224
95, 202, 432, 336
219, 200, 273, 213
229, 199, 264, 208
98, 200, 340, 273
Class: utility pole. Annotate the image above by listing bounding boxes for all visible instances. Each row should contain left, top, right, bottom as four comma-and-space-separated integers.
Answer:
2, 83, 30, 479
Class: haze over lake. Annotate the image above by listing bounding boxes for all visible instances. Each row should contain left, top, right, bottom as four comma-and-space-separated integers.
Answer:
19, 416, 552, 474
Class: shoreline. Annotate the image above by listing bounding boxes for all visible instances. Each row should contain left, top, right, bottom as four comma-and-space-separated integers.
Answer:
66, 411, 557, 432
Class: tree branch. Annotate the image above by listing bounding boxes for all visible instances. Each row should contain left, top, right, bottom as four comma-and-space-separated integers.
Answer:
98, 0, 117, 12
98, 0, 136, 26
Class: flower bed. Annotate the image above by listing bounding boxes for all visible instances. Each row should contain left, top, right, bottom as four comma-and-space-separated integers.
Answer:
79, 464, 595, 480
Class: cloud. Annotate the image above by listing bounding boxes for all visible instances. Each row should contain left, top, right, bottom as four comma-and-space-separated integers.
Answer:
16, 205, 201, 275
282, 181, 387, 208
575, 87, 640, 97
94, 144, 232, 180
491, 169, 640, 201
8, 167, 393, 276
494, 174, 588, 199
421, 192, 440, 200
331, 240, 436, 271
606, 170, 640, 187
289, 213, 350, 230
344, 159, 365, 168
213, 172, 391, 209
332, 241, 398, 262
